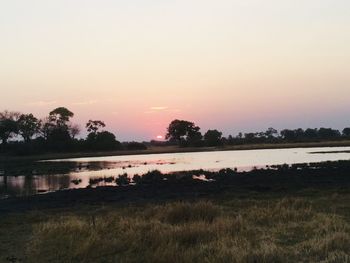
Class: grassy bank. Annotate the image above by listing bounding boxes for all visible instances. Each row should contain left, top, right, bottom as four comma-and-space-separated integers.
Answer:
1, 189, 350, 263
2, 161, 350, 262
2, 139, 350, 162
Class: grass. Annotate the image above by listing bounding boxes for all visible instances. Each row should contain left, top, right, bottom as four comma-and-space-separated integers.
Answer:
2, 160, 350, 262
1, 190, 350, 263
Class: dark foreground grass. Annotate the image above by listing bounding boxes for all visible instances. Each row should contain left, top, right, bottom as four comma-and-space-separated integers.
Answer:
1, 190, 350, 263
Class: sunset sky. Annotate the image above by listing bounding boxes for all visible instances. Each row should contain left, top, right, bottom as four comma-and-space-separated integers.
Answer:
1, 0, 350, 141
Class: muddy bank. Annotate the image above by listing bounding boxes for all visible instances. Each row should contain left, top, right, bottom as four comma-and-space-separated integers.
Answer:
1, 161, 350, 214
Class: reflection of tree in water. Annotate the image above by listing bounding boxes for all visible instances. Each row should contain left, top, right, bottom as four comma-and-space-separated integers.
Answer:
1, 175, 25, 197
2, 161, 130, 178
22, 175, 35, 195
0, 173, 72, 197
1, 160, 152, 197
0, 160, 116, 197
45, 174, 71, 191
1, 161, 80, 177
3, 175, 7, 189
22, 174, 71, 194
0, 175, 7, 195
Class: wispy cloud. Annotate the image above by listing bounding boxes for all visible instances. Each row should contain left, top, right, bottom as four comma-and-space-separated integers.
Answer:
27, 100, 57, 107
72, 100, 98, 106
150, 106, 168, 111
144, 107, 181, 114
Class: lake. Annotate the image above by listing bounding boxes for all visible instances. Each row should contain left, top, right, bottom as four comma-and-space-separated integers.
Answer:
2, 146, 350, 198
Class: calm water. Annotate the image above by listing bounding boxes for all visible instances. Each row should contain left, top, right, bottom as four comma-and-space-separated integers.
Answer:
2, 146, 350, 198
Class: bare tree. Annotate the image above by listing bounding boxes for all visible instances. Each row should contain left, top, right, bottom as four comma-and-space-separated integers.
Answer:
69, 123, 81, 139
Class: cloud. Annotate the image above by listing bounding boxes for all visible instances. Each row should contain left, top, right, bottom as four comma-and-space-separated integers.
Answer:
144, 107, 181, 114
150, 106, 168, 111
27, 100, 57, 107
72, 100, 98, 106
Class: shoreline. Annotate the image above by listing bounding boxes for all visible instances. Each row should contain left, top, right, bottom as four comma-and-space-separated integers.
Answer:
2, 160, 350, 213
1, 140, 350, 162
2, 161, 350, 262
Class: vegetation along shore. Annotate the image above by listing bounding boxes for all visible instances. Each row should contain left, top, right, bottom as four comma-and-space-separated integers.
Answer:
2, 107, 350, 162
1, 160, 350, 262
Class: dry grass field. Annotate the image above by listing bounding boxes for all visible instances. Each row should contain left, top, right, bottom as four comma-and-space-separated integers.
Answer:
1, 190, 349, 263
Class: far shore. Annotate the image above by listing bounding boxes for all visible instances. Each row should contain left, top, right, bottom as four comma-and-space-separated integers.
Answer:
2, 139, 350, 163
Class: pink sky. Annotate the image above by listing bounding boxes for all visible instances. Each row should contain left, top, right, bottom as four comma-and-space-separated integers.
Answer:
1, 0, 350, 140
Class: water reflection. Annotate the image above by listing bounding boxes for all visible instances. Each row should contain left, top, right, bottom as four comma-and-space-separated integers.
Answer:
2, 146, 350, 198
0, 174, 71, 198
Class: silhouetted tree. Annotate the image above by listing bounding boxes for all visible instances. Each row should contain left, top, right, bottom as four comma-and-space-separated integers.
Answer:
40, 117, 54, 140
244, 133, 257, 142
281, 129, 296, 141
318, 128, 341, 140
304, 128, 318, 140
294, 128, 305, 140
87, 131, 120, 151
0, 111, 21, 120
265, 127, 278, 139
86, 120, 106, 134
47, 126, 71, 143
0, 111, 20, 144
17, 114, 41, 142
68, 124, 81, 139
227, 135, 235, 145
204, 129, 223, 146
0, 119, 18, 144
39, 107, 76, 150
49, 107, 74, 127
343, 128, 350, 137
166, 119, 202, 146
187, 128, 203, 146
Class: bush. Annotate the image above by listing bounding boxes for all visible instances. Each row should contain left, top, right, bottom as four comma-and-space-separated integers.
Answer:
140, 170, 164, 184
116, 174, 130, 186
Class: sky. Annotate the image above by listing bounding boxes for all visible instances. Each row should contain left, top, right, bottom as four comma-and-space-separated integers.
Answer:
0, 0, 350, 141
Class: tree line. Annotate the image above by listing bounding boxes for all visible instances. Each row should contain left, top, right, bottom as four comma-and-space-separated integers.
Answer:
1, 110, 350, 155
164, 119, 350, 147
0, 107, 146, 155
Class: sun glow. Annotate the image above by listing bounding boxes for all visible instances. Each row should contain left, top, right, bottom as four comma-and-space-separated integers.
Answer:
156, 135, 163, 140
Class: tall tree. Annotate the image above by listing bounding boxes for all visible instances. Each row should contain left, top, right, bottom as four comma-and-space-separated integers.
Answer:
166, 119, 202, 145
68, 123, 81, 139
49, 107, 74, 127
0, 111, 20, 144
40, 117, 54, 140
265, 127, 278, 139
0, 119, 18, 144
318, 128, 341, 140
280, 129, 296, 141
343, 128, 350, 137
17, 114, 41, 142
204, 129, 223, 146
304, 128, 318, 140
86, 120, 106, 134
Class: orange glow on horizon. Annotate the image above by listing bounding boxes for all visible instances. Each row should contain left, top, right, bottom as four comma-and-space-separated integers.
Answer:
1, 1, 350, 141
